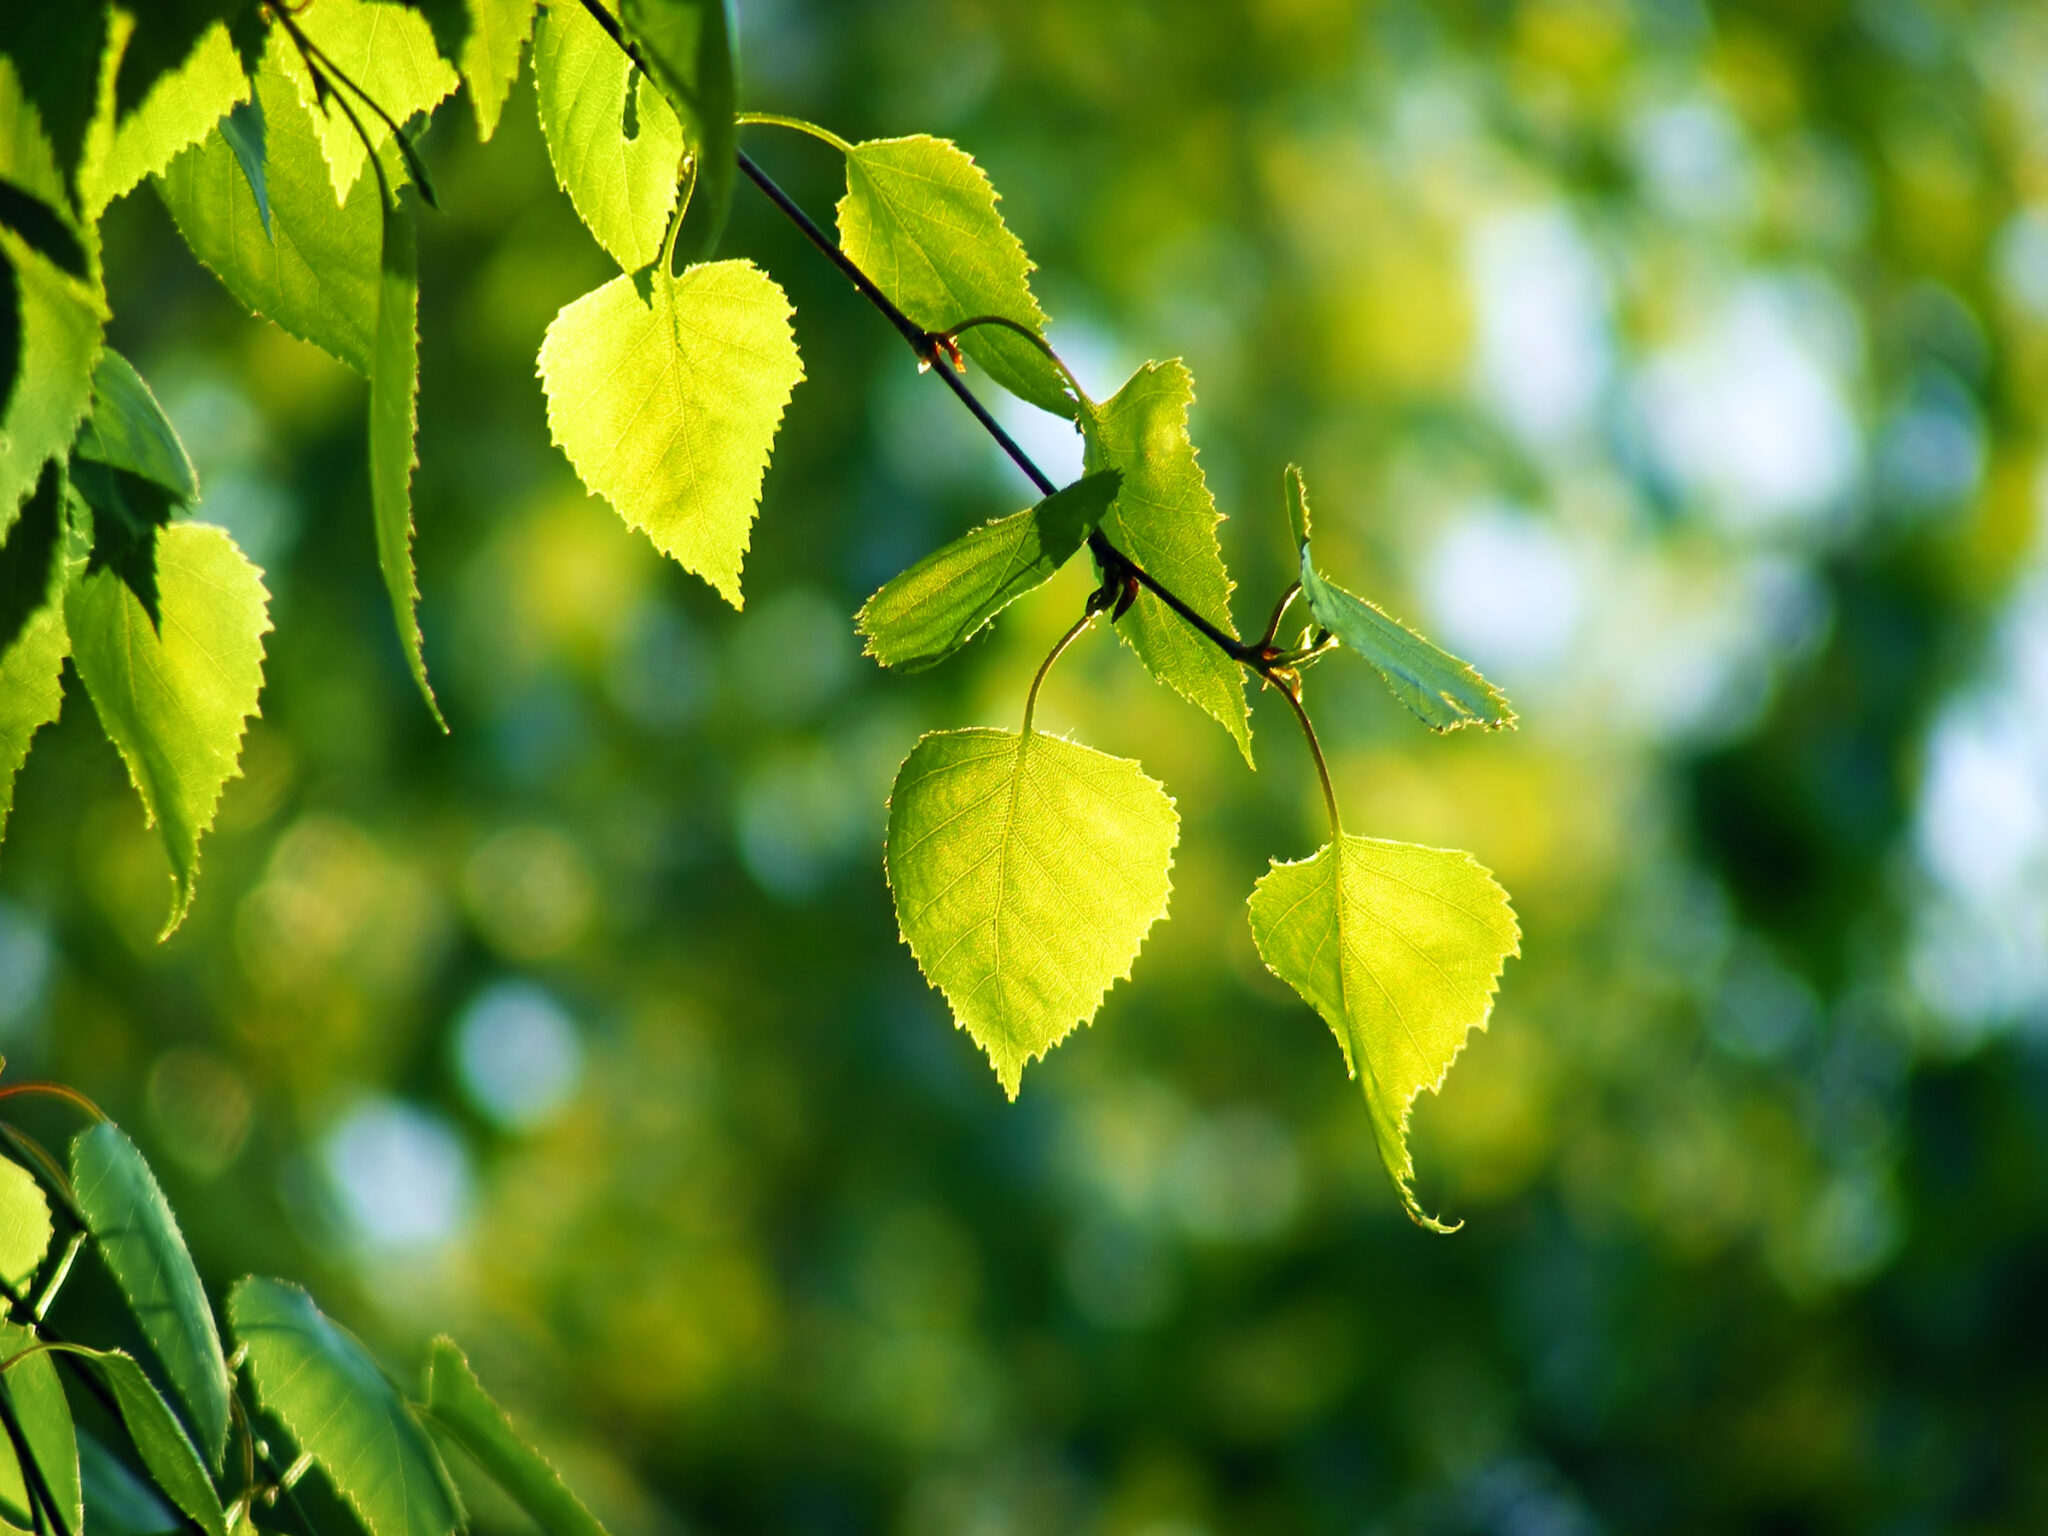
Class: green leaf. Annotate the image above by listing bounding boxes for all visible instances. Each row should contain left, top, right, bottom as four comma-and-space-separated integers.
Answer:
836, 135, 1072, 417
886, 728, 1178, 1095
539, 259, 801, 606
1080, 361, 1251, 763
530, 0, 683, 274
72, 460, 178, 628
456, 0, 537, 142
1287, 467, 1514, 733
1247, 835, 1519, 1231
85, 21, 247, 218
157, 53, 381, 375
0, 1318, 81, 1536
370, 199, 441, 727
421, 1338, 609, 1536
71, 1122, 232, 1471
620, 0, 733, 263
65, 521, 270, 939
1, 459, 65, 656
65, 1350, 226, 1536
3, 2, 106, 197
858, 471, 1118, 672
216, 97, 267, 238
230, 1279, 461, 1536
80, 1427, 182, 1536
76, 349, 198, 501
0, 468, 69, 850
0, 1159, 50, 1297
272, 0, 457, 207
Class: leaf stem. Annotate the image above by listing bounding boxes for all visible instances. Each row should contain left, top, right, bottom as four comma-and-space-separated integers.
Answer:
735, 113, 855, 154
1277, 677, 1341, 839
0, 1083, 107, 1122
1022, 608, 1100, 735
940, 316, 1089, 407
1257, 581, 1301, 650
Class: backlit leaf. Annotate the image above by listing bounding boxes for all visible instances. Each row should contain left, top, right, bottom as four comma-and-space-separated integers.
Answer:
422, 1338, 609, 1536
836, 135, 1071, 416
72, 1122, 232, 1471
66, 1349, 226, 1536
370, 198, 441, 726
620, 0, 733, 261
0, 1317, 80, 1536
1247, 835, 1519, 1230
1287, 467, 1514, 733
457, 0, 538, 142
86, 22, 247, 218
532, 0, 682, 273
65, 522, 270, 938
273, 0, 456, 207
230, 1278, 461, 1536
858, 471, 1119, 672
539, 259, 801, 606
76, 349, 198, 501
887, 727, 1177, 1095
3, 2, 105, 195
1081, 361, 1251, 763
0, 1158, 50, 1297
0, 467, 69, 849
216, 97, 267, 238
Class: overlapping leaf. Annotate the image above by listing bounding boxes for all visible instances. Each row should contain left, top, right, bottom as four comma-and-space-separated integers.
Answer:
77, 350, 199, 500
79, 1427, 183, 1536
0, 1157, 50, 1296
72, 1122, 233, 1471
231, 1278, 461, 1536
0, 465, 69, 847
65, 523, 271, 938
836, 134, 1072, 416
532, 0, 683, 273
85, 22, 248, 218
370, 198, 441, 724
63, 1349, 226, 1536
455, 0, 538, 142
858, 471, 1118, 671
621, 0, 734, 261
0, 1318, 81, 1536
540, 259, 802, 606
273, 0, 456, 206
1286, 468, 1513, 732
1080, 361, 1251, 762
887, 728, 1178, 1094
422, 1338, 610, 1536
1248, 835, 1519, 1230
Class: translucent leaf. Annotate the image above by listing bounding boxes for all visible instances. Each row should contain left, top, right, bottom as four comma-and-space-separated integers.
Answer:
76, 349, 198, 501
1080, 361, 1251, 763
65, 1349, 226, 1536
71, 1122, 232, 1471
1287, 468, 1514, 733
0, 469, 69, 850
273, 0, 456, 207
457, 0, 538, 142
230, 1279, 461, 1536
217, 98, 268, 239
531, 0, 682, 274
3, 3, 105, 193
64, 522, 271, 939
421, 1338, 609, 1536
620, 0, 733, 261
836, 135, 1071, 417
370, 200, 441, 726
539, 260, 801, 607
85, 22, 247, 218
886, 728, 1178, 1095
157, 56, 381, 375
0, 1158, 50, 1296
0, 1317, 80, 1536
858, 471, 1119, 672
1247, 836, 1519, 1231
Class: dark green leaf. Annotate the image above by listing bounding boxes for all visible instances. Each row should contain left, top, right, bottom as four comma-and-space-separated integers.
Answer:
216, 97, 267, 240
0, 251, 17, 423
71, 460, 176, 628
74, 1350, 227, 1536
79, 1428, 181, 1536
0, 182, 87, 284
0, 460, 64, 655
0, 465, 69, 848
370, 199, 442, 727
422, 1338, 609, 1536
76, 349, 198, 501
4, 1, 106, 195
620, 0, 734, 262
0, 1318, 81, 1536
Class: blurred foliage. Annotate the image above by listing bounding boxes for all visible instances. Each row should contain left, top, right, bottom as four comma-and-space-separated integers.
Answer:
6, 0, 2048, 1530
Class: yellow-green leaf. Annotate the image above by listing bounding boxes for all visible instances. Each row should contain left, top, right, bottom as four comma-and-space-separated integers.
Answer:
620, 0, 733, 262
370, 198, 440, 725
0, 464, 69, 848
886, 728, 1178, 1095
457, 0, 537, 142
0, 1158, 50, 1297
274, 0, 457, 206
85, 22, 248, 218
1247, 836, 1519, 1231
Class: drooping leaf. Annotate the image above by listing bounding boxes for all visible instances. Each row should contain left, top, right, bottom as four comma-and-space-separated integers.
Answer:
0, 1158, 51, 1297
0, 1318, 81, 1536
620, 0, 733, 262
836, 135, 1072, 416
65, 521, 270, 938
85, 21, 247, 217
539, 259, 801, 607
1080, 360, 1251, 762
157, 54, 381, 375
456, 0, 537, 142
230, 1279, 461, 1536
54, 1350, 226, 1536
1286, 467, 1514, 733
76, 349, 198, 501
216, 96, 268, 238
1247, 835, 1519, 1231
0, 468, 69, 848
79, 1427, 182, 1536
71, 1122, 232, 1471
421, 1338, 609, 1536
369, 198, 441, 726
530, 0, 683, 274
271, 0, 457, 207
858, 471, 1118, 672
72, 460, 179, 627
886, 727, 1178, 1095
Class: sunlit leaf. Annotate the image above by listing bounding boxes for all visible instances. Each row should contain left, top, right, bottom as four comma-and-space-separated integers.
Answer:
71, 1122, 232, 1471
1247, 835, 1519, 1231
1287, 468, 1514, 733
216, 97, 268, 238
0, 1158, 50, 1297
0, 467, 68, 850
456, 0, 538, 142
858, 471, 1118, 672
887, 727, 1178, 1095
539, 259, 801, 606
76, 349, 198, 501
836, 134, 1072, 416
86, 22, 247, 218
620, 0, 733, 261
62, 1349, 226, 1536
0, 1318, 80, 1536
531, 0, 682, 273
1080, 360, 1251, 763
273, 0, 456, 207
370, 199, 441, 726
230, 1279, 461, 1536
421, 1338, 609, 1536
65, 522, 271, 938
